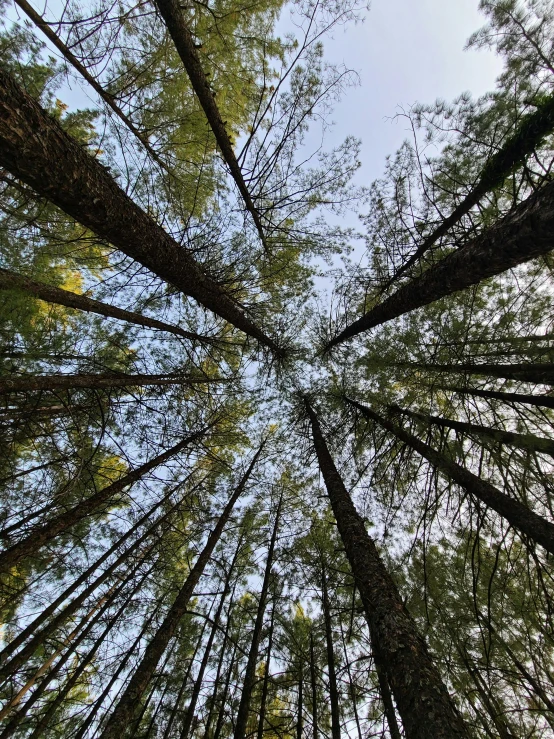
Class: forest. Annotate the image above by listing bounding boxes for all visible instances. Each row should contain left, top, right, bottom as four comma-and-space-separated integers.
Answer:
0, 0, 553, 735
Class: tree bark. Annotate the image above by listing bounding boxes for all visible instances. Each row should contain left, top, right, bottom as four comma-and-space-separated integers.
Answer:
380, 92, 554, 291
403, 361, 554, 385
256, 597, 276, 739
309, 631, 318, 739
296, 663, 303, 739
153, 0, 267, 246
233, 493, 282, 739
99, 441, 265, 739
0, 267, 213, 343
321, 565, 341, 739
0, 69, 280, 353
325, 178, 554, 350
347, 397, 554, 555
394, 405, 554, 457
0, 427, 207, 574
305, 399, 469, 739
0, 371, 227, 396
441, 385, 554, 411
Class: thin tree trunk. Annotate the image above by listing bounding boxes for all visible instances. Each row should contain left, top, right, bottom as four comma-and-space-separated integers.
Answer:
338, 621, 362, 739
204, 590, 237, 739
212, 639, 238, 739
305, 399, 469, 739
0, 427, 207, 574
179, 535, 244, 739
403, 361, 554, 385
441, 385, 554, 411
371, 638, 402, 739
324, 178, 554, 350
256, 597, 276, 739
394, 405, 554, 457
0, 267, 213, 343
153, 0, 266, 246
0, 69, 280, 353
297, 663, 303, 739
379, 92, 554, 291
309, 631, 318, 739
233, 494, 282, 739
347, 396, 554, 555
99, 441, 265, 739
321, 565, 341, 739
0, 371, 227, 396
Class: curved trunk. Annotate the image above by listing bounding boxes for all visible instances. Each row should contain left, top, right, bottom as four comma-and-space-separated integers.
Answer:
0, 428, 207, 574
325, 178, 554, 350
348, 397, 554, 555
0, 69, 280, 353
99, 442, 265, 739
305, 399, 469, 739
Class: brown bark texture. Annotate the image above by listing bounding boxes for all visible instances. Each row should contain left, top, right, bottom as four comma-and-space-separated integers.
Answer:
441, 385, 554, 410
305, 399, 469, 739
325, 178, 554, 349
408, 361, 554, 385
0, 69, 280, 353
348, 397, 554, 555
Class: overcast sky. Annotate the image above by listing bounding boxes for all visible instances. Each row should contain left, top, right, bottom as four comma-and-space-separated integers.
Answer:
293, 0, 504, 189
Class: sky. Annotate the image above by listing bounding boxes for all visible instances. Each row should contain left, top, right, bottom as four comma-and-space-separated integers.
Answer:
301, 0, 504, 189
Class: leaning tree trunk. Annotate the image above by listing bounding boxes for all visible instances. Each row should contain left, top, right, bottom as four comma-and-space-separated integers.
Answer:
401, 361, 554, 386
99, 441, 265, 739
0, 267, 212, 343
379, 92, 554, 291
0, 69, 280, 353
0, 427, 208, 574
233, 493, 282, 739
324, 178, 554, 350
178, 533, 244, 739
441, 385, 554, 411
393, 405, 554, 457
347, 397, 554, 555
321, 565, 341, 739
0, 371, 227, 396
153, 0, 266, 246
305, 399, 469, 739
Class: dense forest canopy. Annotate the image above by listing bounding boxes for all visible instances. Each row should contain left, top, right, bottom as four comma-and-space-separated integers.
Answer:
0, 0, 553, 736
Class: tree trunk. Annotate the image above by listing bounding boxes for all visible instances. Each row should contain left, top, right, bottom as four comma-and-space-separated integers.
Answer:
394, 405, 554, 457
404, 361, 554, 385
0, 427, 207, 574
99, 441, 265, 739
233, 493, 282, 739
347, 396, 554, 555
297, 663, 303, 739
0, 69, 280, 354
379, 92, 554, 291
309, 631, 318, 739
305, 399, 469, 739
325, 178, 554, 350
153, 0, 266, 246
0, 267, 212, 343
441, 385, 554, 411
179, 535, 244, 739
0, 371, 227, 396
212, 640, 239, 739
321, 566, 341, 739
371, 639, 402, 739
256, 597, 276, 739
203, 591, 236, 739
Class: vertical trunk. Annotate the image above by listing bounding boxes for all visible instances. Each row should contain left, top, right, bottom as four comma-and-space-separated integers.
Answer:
305, 399, 468, 739
296, 663, 303, 739
204, 589, 237, 739
0, 267, 209, 342
233, 494, 282, 739
0, 427, 207, 574
347, 397, 554, 555
0, 69, 280, 353
256, 597, 276, 739
324, 179, 554, 350
179, 534, 244, 739
213, 640, 239, 739
338, 621, 362, 739
393, 404, 554, 457
441, 385, 554, 411
99, 442, 265, 739
309, 631, 318, 739
321, 566, 341, 739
